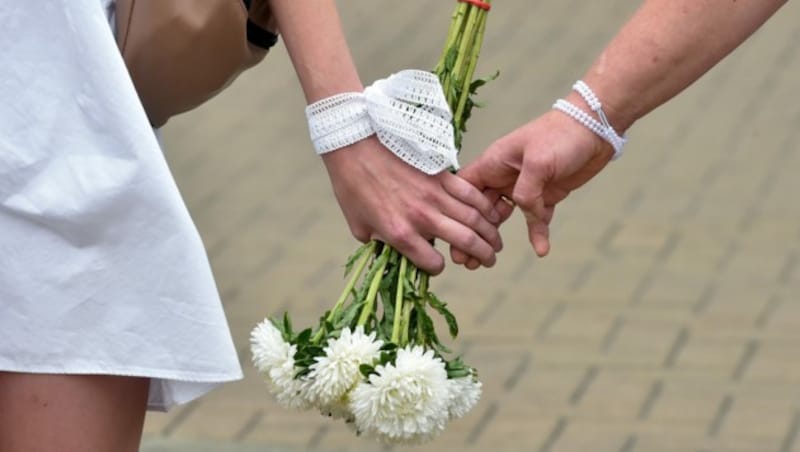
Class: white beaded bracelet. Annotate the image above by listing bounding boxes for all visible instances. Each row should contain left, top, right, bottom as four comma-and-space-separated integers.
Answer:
552, 80, 626, 160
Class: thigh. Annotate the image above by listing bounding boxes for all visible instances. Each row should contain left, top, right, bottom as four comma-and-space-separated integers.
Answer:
0, 372, 150, 452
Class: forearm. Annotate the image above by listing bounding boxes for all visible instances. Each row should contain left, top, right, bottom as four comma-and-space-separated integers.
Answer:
578, 0, 787, 132
269, 0, 362, 102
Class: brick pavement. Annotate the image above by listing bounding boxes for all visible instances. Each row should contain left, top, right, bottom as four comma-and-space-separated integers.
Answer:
141, 1, 800, 451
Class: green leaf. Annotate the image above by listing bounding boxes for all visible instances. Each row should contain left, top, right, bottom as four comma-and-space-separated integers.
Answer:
428, 292, 459, 338
305, 345, 324, 357
469, 70, 500, 94
416, 306, 440, 347
380, 342, 398, 352
378, 351, 396, 366
444, 46, 459, 72
337, 300, 363, 330
433, 342, 453, 355
359, 364, 376, 378
344, 242, 369, 277
447, 368, 472, 379
282, 312, 294, 341
295, 328, 312, 345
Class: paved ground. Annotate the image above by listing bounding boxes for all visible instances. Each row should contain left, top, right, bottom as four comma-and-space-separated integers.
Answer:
142, 1, 800, 451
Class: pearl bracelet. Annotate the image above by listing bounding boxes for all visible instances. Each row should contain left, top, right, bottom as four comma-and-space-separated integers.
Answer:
552, 80, 626, 160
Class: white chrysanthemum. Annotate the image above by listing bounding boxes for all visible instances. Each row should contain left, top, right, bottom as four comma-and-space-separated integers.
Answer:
250, 319, 290, 373
349, 345, 450, 445
305, 326, 383, 407
250, 319, 312, 410
446, 374, 482, 419
267, 342, 314, 410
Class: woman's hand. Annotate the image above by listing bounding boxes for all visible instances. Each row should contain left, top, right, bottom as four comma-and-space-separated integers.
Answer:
322, 136, 506, 275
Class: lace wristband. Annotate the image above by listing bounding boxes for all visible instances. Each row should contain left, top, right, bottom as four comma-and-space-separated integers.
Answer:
305, 70, 459, 175
552, 80, 626, 160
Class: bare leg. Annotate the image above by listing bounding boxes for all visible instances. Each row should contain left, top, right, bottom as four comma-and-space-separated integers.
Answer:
0, 372, 150, 452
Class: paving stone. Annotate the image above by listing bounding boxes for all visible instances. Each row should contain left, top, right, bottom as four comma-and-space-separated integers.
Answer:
142, 1, 800, 451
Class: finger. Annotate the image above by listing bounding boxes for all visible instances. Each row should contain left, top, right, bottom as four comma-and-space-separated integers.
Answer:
522, 211, 549, 257
438, 194, 503, 253
457, 132, 521, 191
441, 173, 501, 224
450, 246, 470, 265
522, 206, 555, 257
512, 170, 548, 222
485, 190, 515, 224
371, 230, 446, 275
465, 257, 480, 270
457, 157, 488, 191
432, 216, 496, 268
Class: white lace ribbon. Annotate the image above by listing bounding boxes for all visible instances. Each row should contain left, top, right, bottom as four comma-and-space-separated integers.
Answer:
305, 70, 459, 175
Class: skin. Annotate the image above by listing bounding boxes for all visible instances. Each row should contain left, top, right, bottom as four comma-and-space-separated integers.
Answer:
455, 0, 788, 262
269, 0, 511, 275
0, 373, 150, 452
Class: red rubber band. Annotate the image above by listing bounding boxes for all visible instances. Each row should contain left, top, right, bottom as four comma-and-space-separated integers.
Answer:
458, 0, 491, 11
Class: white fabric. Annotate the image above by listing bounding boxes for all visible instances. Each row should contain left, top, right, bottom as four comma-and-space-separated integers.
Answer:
0, 0, 242, 410
305, 70, 459, 175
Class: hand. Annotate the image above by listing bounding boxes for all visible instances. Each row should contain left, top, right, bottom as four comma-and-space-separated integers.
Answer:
456, 110, 615, 258
322, 136, 504, 275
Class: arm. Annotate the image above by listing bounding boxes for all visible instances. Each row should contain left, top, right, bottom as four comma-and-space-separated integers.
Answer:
269, 0, 506, 274
581, 0, 787, 132
456, 0, 787, 260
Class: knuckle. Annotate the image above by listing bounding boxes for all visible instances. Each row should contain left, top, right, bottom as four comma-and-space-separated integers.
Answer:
512, 191, 535, 210
461, 231, 480, 250
387, 223, 415, 248
464, 208, 483, 228
351, 226, 370, 243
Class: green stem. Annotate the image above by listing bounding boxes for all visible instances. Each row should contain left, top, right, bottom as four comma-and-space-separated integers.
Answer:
435, 3, 468, 73
400, 302, 413, 347
330, 241, 375, 321
417, 273, 430, 344
390, 256, 408, 344
356, 246, 390, 327
454, 10, 488, 126
311, 241, 375, 344
438, 3, 469, 99
450, 7, 479, 94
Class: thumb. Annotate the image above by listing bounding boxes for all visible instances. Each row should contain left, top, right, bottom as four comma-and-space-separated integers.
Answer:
457, 157, 489, 192
458, 133, 523, 193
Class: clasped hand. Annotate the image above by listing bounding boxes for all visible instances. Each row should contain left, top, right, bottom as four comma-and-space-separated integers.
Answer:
324, 111, 616, 273
322, 136, 512, 275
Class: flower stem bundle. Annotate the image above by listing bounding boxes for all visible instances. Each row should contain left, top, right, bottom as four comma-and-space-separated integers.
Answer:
252, 1, 495, 445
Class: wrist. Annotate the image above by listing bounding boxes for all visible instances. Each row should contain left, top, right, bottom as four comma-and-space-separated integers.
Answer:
555, 81, 626, 160
546, 108, 615, 161
575, 76, 636, 134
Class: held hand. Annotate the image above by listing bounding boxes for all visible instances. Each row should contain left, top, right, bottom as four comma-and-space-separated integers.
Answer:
456, 110, 615, 258
322, 136, 504, 275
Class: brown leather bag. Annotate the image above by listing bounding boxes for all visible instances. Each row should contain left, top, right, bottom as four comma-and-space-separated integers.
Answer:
115, 0, 277, 127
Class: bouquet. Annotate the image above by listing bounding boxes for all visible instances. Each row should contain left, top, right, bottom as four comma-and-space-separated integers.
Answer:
251, 0, 496, 445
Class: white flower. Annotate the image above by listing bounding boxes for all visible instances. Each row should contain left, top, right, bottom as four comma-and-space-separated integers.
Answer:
268, 345, 313, 410
250, 318, 312, 410
305, 326, 383, 407
446, 373, 482, 419
349, 345, 450, 445
250, 319, 289, 373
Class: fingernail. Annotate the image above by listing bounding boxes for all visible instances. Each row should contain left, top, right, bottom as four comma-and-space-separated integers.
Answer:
490, 209, 501, 223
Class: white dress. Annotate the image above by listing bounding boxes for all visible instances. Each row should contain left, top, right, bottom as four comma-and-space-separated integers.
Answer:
0, 0, 242, 410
